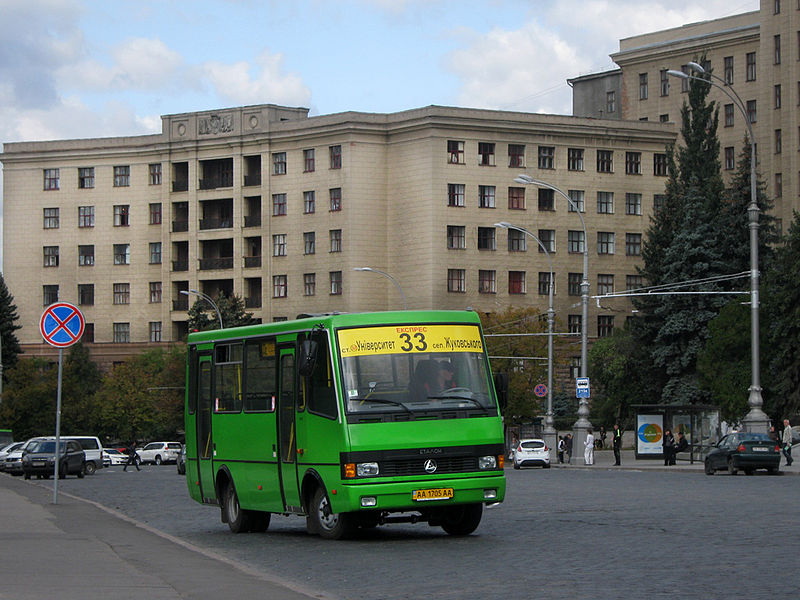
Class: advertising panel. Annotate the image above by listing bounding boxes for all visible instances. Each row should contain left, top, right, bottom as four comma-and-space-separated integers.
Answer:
637, 414, 664, 455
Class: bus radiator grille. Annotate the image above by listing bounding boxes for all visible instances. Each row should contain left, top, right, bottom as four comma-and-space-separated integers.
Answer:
379, 456, 478, 476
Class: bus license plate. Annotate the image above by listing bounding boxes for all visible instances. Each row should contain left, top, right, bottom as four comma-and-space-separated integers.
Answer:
412, 488, 454, 501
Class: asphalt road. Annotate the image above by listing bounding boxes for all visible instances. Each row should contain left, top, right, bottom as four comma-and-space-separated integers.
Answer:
46, 463, 799, 600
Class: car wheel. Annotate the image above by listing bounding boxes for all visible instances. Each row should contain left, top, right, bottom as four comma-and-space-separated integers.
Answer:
155, 455, 163, 465
704, 459, 714, 475
59, 463, 67, 479
77, 466, 85, 479
309, 486, 354, 540
23, 473, 30, 480
513, 462, 520, 470
767, 466, 778, 475
224, 482, 253, 534
84, 461, 96, 475
727, 458, 738, 476
744, 469, 754, 476
440, 503, 483, 536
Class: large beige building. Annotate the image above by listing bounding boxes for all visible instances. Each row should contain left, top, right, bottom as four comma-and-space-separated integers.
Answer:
1, 104, 675, 369
571, 0, 798, 229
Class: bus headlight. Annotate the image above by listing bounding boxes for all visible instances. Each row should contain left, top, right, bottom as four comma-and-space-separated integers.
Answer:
356, 462, 380, 477
478, 455, 497, 470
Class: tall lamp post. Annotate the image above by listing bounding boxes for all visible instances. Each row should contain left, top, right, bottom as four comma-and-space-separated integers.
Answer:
513, 176, 592, 461
668, 64, 768, 433
353, 267, 408, 310
495, 222, 556, 456
181, 289, 224, 329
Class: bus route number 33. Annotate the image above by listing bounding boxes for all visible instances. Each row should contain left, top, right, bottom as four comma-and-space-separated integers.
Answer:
399, 332, 427, 352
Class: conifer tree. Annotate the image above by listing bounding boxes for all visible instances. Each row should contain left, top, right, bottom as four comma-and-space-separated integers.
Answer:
0, 273, 22, 375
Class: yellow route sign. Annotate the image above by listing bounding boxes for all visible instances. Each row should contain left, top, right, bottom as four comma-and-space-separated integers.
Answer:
337, 324, 483, 358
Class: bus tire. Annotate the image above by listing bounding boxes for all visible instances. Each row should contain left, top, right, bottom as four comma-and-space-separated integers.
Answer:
224, 482, 253, 534
440, 503, 483, 536
250, 511, 271, 533
310, 487, 354, 540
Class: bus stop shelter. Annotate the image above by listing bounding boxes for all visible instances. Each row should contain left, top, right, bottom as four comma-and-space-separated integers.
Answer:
632, 404, 720, 464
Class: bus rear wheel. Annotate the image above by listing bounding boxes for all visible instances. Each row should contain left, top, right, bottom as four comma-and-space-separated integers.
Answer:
224, 482, 253, 533
440, 503, 483, 536
310, 487, 354, 540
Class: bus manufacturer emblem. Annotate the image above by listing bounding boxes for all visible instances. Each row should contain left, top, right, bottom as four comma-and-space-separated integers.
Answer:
424, 459, 438, 473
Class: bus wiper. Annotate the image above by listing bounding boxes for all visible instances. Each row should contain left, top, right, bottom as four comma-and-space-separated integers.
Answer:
427, 395, 487, 409
352, 397, 412, 412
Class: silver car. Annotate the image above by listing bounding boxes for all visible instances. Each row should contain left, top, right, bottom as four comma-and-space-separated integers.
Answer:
136, 442, 183, 465
512, 439, 551, 469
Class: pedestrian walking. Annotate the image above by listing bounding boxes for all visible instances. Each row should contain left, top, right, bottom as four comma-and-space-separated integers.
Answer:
663, 429, 676, 466
565, 434, 573, 464
557, 436, 565, 463
612, 423, 622, 465
123, 442, 140, 472
782, 419, 793, 466
584, 428, 595, 465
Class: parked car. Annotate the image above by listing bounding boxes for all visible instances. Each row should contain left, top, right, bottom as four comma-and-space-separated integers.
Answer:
3, 438, 44, 475
36, 436, 104, 475
176, 444, 186, 475
0, 441, 25, 467
136, 442, 182, 465
102, 448, 128, 466
512, 439, 551, 469
22, 439, 86, 479
704, 432, 781, 475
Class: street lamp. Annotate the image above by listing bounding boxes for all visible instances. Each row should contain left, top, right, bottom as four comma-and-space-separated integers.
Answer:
495, 222, 556, 452
353, 267, 407, 310
667, 64, 768, 432
181, 289, 224, 329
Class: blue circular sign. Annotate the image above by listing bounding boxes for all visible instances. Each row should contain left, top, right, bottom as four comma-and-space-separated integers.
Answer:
39, 302, 85, 348
534, 384, 548, 397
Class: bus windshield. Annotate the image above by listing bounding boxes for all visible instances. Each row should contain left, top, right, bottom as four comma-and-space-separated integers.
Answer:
337, 324, 494, 414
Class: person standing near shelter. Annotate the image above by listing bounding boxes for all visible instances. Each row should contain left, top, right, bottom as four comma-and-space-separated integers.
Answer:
123, 441, 140, 472
557, 436, 565, 463
663, 429, 676, 466
584, 428, 595, 465
565, 434, 573, 463
782, 419, 793, 466
612, 424, 622, 465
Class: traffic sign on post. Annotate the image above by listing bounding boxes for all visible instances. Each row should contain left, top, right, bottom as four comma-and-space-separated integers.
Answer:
576, 377, 590, 399
534, 384, 548, 398
40, 302, 85, 348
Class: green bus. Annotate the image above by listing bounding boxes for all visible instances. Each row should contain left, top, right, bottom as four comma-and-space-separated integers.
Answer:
184, 310, 507, 539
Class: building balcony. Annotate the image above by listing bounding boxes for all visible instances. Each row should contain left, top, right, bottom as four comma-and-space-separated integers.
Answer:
172, 220, 189, 233
172, 180, 189, 192
172, 298, 189, 311
243, 215, 261, 228
243, 256, 262, 268
172, 260, 189, 272
244, 174, 261, 187
199, 217, 233, 230
199, 257, 233, 270
198, 174, 233, 190
245, 296, 262, 309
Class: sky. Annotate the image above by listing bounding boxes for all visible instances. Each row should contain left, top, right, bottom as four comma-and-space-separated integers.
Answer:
0, 0, 760, 266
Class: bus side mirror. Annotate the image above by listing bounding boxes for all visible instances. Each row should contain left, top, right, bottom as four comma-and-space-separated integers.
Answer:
298, 339, 318, 377
493, 373, 508, 411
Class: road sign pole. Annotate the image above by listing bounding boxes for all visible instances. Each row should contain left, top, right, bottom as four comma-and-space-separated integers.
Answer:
53, 348, 63, 504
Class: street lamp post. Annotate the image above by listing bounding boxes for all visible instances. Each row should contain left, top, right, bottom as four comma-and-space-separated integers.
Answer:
353, 267, 407, 310
667, 64, 769, 433
181, 289, 224, 329
513, 176, 592, 462
495, 222, 556, 458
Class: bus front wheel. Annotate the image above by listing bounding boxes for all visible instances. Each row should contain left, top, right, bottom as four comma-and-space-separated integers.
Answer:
310, 487, 354, 540
440, 503, 483, 536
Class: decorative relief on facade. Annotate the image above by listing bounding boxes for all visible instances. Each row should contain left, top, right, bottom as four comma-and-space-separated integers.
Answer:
248, 115, 259, 129
198, 114, 234, 135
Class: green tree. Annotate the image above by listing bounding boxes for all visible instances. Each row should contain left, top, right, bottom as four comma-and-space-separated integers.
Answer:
0, 358, 57, 439
61, 343, 104, 435
0, 272, 22, 375
187, 292, 256, 333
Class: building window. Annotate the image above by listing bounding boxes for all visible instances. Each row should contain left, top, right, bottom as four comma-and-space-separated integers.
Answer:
304, 231, 316, 255
78, 205, 95, 228
329, 145, 342, 169
448, 269, 466, 293
538, 146, 555, 169
746, 52, 756, 81
625, 193, 642, 215
273, 234, 287, 257
568, 316, 582, 336
113, 165, 130, 187
660, 69, 669, 96
775, 34, 781, 64
598, 232, 615, 255
508, 271, 526, 295
448, 183, 465, 207
775, 129, 782, 153
304, 273, 316, 296
478, 142, 495, 166
724, 104, 735, 127
330, 271, 342, 295
330, 229, 342, 252
568, 273, 582, 296
113, 283, 130, 305
724, 56, 734, 84
78, 284, 94, 306
272, 152, 287, 175
479, 270, 496, 294
44, 168, 60, 191
775, 173, 783, 197
447, 226, 466, 249
149, 282, 162, 303
114, 243, 130, 265
606, 91, 615, 114
568, 148, 584, 171
680, 65, 690, 92
303, 149, 315, 172
775, 0, 781, 12
746, 100, 757, 123
659, 114, 669, 123
538, 229, 555, 253
654, 194, 666, 214
508, 144, 525, 168
568, 189, 585, 212
597, 274, 614, 295
597, 191, 614, 214
78, 245, 94, 266
149, 322, 162, 342
775, 84, 782, 109
479, 185, 496, 208
43, 246, 59, 267
329, 187, 342, 211
43, 285, 59, 305
448, 140, 465, 164
508, 229, 527, 252
114, 205, 130, 227
303, 190, 315, 214
625, 152, 641, 175
149, 242, 162, 264
78, 167, 94, 189
598, 315, 615, 338
272, 193, 287, 216
477, 227, 496, 250
113, 323, 130, 343
597, 150, 613, 173
149, 163, 162, 185
273, 275, 287, 298
538, 188, 555, 211
508, 187, 525, 210
538, 272, 553, 296
43, 207, 59, 229
625, 233, 642, 256
568, 230, 585, 253
626, 275, 643, 291
639, 73, 648, 100
149, 203, 162, 225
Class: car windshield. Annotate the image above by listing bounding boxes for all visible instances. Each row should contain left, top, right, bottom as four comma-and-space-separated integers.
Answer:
338, 323, 494, 414
28, 441, 67, 454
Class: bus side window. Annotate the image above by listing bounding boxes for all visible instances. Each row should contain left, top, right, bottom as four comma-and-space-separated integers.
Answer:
307, 336, 338, 420
214, 343, 243, 413
244, 339, 276, 412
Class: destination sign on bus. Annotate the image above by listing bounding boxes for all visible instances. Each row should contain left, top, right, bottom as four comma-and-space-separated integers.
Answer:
338, 324, 483, 358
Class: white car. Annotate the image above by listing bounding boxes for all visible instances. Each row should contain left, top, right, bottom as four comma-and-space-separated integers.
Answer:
102, 448, 128, 466
135, 442, 183, 465
512, 439, 551, 469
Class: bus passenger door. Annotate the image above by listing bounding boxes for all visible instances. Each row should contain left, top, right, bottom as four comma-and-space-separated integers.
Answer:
277, 347, 301, 511
196, 353, 216, 503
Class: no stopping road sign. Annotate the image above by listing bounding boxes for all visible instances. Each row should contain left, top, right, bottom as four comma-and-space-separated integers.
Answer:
40, 302, 85, 348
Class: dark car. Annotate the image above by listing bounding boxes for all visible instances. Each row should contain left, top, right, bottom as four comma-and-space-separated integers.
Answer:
22, 440, 86, 480
704, 432, 781, 475
176, 444, 186, 475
